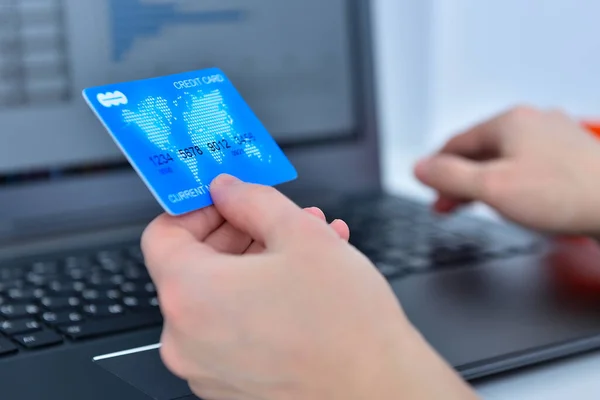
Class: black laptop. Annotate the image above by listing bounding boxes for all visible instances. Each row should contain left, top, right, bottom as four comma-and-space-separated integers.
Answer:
2, 1, 600, 399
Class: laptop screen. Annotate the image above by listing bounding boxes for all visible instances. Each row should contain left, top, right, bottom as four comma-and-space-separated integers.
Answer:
0, 0, 358, 184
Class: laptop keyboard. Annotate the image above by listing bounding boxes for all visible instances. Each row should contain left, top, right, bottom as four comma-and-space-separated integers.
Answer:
0, 245, 162, 357
0, 194, 542, 358
333, 195, 542, 279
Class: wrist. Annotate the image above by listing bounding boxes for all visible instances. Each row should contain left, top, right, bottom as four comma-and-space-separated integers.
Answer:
364, 325, 480, 400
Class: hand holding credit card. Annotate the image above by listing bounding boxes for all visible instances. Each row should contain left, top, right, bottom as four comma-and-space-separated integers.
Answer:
83, 68, 297, 215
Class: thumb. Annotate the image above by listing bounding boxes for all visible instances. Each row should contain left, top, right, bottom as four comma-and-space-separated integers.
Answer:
209, 174, 316, 249
414, 154, 486, 200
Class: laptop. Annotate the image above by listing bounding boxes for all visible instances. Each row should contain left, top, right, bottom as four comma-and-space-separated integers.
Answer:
3, 1, 600, 399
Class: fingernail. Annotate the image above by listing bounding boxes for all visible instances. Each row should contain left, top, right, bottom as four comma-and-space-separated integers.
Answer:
211, 174, 242, 188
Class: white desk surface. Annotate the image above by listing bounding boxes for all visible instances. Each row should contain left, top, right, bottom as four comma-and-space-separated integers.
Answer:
384, 153, 600, 399
474, 351, 600, 399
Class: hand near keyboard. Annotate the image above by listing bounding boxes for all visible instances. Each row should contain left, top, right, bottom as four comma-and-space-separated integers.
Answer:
415, 106, 600, 236
141, 175, 478, 400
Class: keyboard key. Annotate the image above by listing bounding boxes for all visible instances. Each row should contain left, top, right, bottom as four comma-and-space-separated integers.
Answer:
87, 274, 118, 289
124, 263, 150, 281
101, 261, 123, 274
14, 330, 63, 349
59, 312, 162, 340
120, 282, 137, 293
123, 296, 159, 310
121, 282, 151, 296
83, 303, 125, 317
82, 289, 121, 304
0, 318, 41, 335
25, 272, 50, 287
106, 289, 121, 300
0, 280, 25, 292
0, 304, 40, 319
110, 275, 126, 286
40, 296, 80, 311
66, 269, 87, 280
7, 288, 43, 302
48, 281, 82, 295
31, 261, 58, 275
122, 296, 139, 308
69, 281, 86, 292
0, 337, 17, 356
97, 250, 122, 263
144, 283, 156, 294
81, 289, 100, 301
41, 311, 84, 326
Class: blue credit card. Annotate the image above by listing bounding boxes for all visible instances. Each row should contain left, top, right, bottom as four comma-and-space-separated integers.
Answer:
82, 68, 297, 215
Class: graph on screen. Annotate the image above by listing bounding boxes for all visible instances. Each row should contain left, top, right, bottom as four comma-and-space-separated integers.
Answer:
0, 0, 70, 108
108, 0, 245, 62
98, 0, 357, 141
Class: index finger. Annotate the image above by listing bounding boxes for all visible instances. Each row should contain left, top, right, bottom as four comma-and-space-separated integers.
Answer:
439, 106, 533, 158
210, 175, 337, 250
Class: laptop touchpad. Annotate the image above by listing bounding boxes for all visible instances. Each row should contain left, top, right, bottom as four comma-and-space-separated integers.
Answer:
93, 345, 198, 400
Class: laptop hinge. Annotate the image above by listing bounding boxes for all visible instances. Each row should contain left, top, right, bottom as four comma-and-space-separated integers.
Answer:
0, 222, 146, 262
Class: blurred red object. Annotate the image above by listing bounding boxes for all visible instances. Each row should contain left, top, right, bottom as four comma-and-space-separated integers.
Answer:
583, 121, 600, 139
547, 121, 600, 297
548, 237, 600, 300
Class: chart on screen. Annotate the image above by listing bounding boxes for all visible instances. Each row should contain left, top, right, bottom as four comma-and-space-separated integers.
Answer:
98, 0, 356, 139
